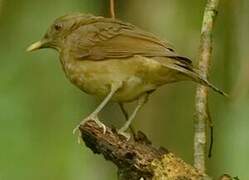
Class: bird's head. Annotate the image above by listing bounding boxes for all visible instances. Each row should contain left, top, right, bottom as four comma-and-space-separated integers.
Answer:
26, 13, 95, 52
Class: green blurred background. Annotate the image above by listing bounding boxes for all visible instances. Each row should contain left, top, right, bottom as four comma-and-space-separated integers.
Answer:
0, 0, 248, 179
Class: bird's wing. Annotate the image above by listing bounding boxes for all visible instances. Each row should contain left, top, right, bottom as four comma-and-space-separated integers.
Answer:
70, 18, 192, 66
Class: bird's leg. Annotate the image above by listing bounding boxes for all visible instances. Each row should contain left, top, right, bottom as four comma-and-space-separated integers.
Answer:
73, 84, 121, 135
119, 103, 136, 138
118, 93, 149, 137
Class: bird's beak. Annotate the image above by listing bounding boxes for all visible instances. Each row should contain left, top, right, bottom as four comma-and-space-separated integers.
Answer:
26, 39, 48, 52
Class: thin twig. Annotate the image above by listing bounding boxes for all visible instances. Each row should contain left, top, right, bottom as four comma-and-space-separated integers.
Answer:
110, 0, 115, 19
194, 0, 220, 173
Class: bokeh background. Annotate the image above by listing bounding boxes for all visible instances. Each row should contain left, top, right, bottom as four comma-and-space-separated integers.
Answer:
0, 0, 248, 179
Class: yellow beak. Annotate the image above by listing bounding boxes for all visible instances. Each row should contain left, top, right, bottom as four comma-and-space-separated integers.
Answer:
26, 40, 45, 52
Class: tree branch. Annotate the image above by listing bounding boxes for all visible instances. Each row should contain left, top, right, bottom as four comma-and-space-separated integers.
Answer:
79, 120, 210, 180
110, 0, 115, 19
194, 0, 220, 173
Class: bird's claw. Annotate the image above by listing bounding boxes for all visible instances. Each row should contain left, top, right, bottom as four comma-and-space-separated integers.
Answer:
73, 115, 106, 144
72, 124, 81, 135
118, 129, 131, 141
94, 118, 107, 134
73, 115, 106, 136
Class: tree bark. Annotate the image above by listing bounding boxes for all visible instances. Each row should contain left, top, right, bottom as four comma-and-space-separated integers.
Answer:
194, 0, 220, 172
79, 120, 210, 180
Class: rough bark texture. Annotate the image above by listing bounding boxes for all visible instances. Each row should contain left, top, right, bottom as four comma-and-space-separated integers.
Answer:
194, 0, 220, 173
79, 120, 210, 180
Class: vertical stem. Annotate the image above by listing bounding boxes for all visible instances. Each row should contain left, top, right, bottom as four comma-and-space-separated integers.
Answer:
194, 0, 220, 173
110, 0, 115, 19
0, 0, 3, 15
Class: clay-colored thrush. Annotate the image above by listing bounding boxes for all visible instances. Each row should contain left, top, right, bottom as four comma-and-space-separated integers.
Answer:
27, 13, 226, 136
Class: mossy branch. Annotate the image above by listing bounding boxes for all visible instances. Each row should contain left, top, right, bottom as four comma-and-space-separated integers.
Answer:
79, 120, 210, 180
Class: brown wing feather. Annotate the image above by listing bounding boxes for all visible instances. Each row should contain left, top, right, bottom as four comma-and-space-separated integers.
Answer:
69, 18, 192, 66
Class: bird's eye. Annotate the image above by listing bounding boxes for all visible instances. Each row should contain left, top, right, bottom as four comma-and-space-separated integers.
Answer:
54, 23, 63, 31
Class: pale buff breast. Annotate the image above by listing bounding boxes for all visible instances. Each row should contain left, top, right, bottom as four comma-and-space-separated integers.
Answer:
61, 55, 178, 102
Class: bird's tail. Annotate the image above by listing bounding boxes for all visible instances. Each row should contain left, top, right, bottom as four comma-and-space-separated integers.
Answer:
184, 68, 228, 97
155, 57, 228, 97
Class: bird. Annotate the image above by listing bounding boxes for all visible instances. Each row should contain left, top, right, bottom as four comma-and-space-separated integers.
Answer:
27, 13, 226, 137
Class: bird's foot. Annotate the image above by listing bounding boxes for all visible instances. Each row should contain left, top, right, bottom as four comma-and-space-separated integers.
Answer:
118, 129, 131, 141
73, 115, 106, 134
73, 115, 106, 143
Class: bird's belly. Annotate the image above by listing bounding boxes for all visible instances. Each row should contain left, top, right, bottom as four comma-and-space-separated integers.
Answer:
63, 56, 176, 102
113, 76, 156, 102
81, 75, 154, 102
